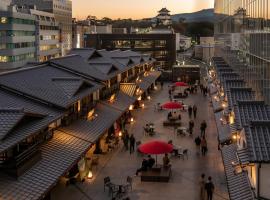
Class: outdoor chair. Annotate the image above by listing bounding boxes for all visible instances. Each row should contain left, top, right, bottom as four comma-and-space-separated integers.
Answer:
125, 176, 133, 191
177, 149, 188, 160
104, 176, 112, 192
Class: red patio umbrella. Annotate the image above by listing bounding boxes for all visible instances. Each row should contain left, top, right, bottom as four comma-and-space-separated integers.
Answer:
139, 140, 173, 165
161, 102, 183, 110
174, 82, 188, 87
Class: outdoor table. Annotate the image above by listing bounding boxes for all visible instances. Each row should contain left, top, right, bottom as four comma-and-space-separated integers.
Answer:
111, 179, 129, 198
177, 127, 187, 135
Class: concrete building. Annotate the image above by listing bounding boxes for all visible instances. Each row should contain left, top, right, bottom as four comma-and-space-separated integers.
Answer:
27, 8, 60, 62
179, 35, 192, 51
95, 24, 112, 34
0, 4, 36, 70
194, 37, 214, 63
12, 0, 72, 56
112, 27, 127, 34
72, 18, 92, 48
85, 33, 176, 70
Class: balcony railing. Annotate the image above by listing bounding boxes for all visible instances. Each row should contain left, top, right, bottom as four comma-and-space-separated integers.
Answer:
101, 84, 119, 99
0, 143, 41, 177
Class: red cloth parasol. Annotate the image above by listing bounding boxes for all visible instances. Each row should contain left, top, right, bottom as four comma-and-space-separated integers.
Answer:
139, 140, 173, 155
161, 102, 183, 110
174, 82, 188, 87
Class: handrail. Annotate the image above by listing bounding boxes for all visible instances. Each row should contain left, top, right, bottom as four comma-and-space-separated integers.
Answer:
14, 143, 40, 166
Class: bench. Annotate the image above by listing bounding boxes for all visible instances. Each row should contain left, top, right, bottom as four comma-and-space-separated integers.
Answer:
163, 120, 181, 126
141, 166, 172, 182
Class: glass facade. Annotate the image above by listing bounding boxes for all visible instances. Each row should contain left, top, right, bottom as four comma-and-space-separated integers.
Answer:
214, 0, 270, 104
0, 17, 35, 25
0, 53, 34, 63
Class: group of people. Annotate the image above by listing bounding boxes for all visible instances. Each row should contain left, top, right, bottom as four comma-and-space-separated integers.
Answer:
135, 154, 171, 176
167, 111, 181, 120
194, 135, 208, 156
122, 131, 136, 154
199, 174, 215, 200
188, 104, 197, 119
135, 155, 155, 175
200, 84, 209, 96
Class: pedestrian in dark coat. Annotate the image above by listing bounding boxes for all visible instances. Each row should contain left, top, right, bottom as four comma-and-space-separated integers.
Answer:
189, 120, 194, 135
201, 136, 207, 156
123, 131, 129, 151
129, 134, 135, 154
188, 106, 193, 118
200, 120, 207, 137
193, 105, 197, 118
205, 176, 215, 200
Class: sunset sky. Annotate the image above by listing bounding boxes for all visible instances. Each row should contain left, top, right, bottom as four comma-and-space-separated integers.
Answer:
72, 0, 214, 20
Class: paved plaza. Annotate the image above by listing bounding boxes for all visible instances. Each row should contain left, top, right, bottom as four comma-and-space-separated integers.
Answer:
52, 81, 229, 200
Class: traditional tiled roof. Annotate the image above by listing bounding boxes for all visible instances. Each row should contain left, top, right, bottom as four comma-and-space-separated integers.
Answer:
216, 67, 234, 77
237, 148, 250, 166
244, 121, 270, 163
227, 87, 255, 109
220, 72, 240, 83
137, 71, 161, 91
59, 103, 122, 143
212, 57, 224, 62
0, 89, 62, 153
68, 48, 97, 61
0, 131, 90, 200
102, 91, 136, 112
234, 101, 270, 128
221, 144, 255, 200
50, 55, 107, 81
0, 108, 45, 141
120, 83, 137, 97
0, 65, 101, 108
224, 79, 245, 92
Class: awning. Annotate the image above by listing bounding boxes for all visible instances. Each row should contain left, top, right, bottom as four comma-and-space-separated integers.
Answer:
102, 91, 136, 112
0, 131, 90, 200
227, 88, 255, 110
137, 71, 161, 92
214, 111, 232, 144
221, 144, 255, 200
120, 83, 137, 97
59, 103, 122, 143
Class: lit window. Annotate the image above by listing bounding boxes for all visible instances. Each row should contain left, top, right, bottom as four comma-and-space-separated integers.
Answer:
0, 56, 8, 62
0, 17, 7, 24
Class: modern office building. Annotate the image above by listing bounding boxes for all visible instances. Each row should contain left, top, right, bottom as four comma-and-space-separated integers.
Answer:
12, 0, 72, 56
214, 0, 270, 104
84, 33, 176, 70
25, 7, 60, 62
213, 1, 270, 199
0, 4, 36, 70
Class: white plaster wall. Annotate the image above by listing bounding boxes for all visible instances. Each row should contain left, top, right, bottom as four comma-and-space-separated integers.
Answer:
259, 164, 270, 199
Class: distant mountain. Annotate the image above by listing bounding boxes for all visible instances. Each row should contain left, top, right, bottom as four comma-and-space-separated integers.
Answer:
171, 9, 214, 23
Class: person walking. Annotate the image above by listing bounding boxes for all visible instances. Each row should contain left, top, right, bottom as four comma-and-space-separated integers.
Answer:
200, 84, 203, 93
205, 176, 215, 200
199, 173, 206, 200
201, 136, 207, 156
129, 134, 135, 154
123, 131, 129, 151
193, 105, 197, 119
189, 120, 194, 135
195, 136, 201, 155
200, 120, 207, 137
188, 105, 193, 118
